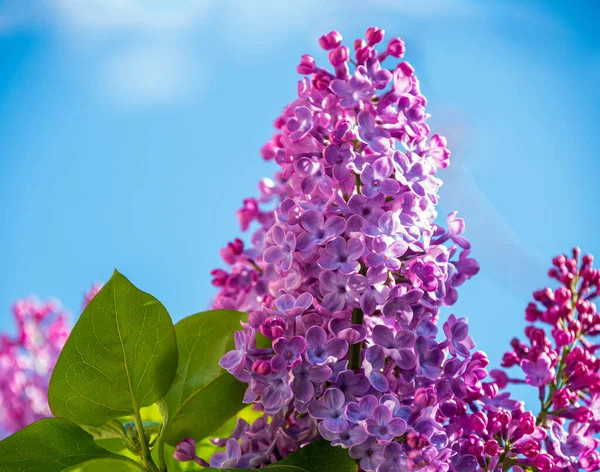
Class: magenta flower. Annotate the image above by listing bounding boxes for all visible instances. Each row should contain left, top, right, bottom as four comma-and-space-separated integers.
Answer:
357, 110, 391, 154
349, 437, 384, 472
318, 236, 364, 275
522, 353, 555, 387
308, 388, 348, 433
331, 69, 374, 108
365, 235, 407, 270
305, 326, 348, 365
285, 106, 313, 142
361, 157, 399, 198
291, 361, 332, 403
263, 225, 296, 272
270, 336, 306, 371
324, 143, 355, 182
297, 210, 346, 251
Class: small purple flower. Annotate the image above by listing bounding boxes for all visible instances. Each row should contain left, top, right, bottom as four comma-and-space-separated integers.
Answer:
393, 150, 437, 198
361, 157, 399, 198
319, 271, 361, 312
446, 211, 471, 249
378, 442, 408, 472
349, 437, 384, 472
324, 143, 355, 182
521, 352, 555, 387
173, 438, 208, 466
263, 225, 296, 272
252, 370, 293, 413
220, 330, 249, 375
363, 345, 389, 392
318, 423, 369, 448
372, 325, 416, 370
295, 157, 333, 196
209, 438, 243, 468
297, 210, 346, 251
346, 394, 378, 423
366, 58, 392, 89
307, 388, 348, 433
365, 235, 407, 270
408, 258, 442, 292
357, 110, 391, 154
443, 314, 475, 358
291, 361, 332, 403
318, 236, 365, 275
305, 326, 348, 365
270, 336, 306, 371
365, 404, 407, 441
285, 106, 313, 142
348, 193, 385, 224
418, 346, 445, 379
382, 286, 424, 323
269, 292, 313, 318
334, 370, 370, 403
331, 69, 374, 107
362, 211, 401, 239
350, 266, 391, 315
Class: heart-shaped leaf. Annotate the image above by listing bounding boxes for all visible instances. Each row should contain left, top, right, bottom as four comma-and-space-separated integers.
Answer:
160, 310, 249, 445
49, 270, 178, 426
204, 440, 358, 472
0, 418, 138, 472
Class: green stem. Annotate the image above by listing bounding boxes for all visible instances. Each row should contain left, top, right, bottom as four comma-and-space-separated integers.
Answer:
349, 308, 364, 370
354, 172, 362, 193
156, 433, 167, 472
132, 407, 159, 472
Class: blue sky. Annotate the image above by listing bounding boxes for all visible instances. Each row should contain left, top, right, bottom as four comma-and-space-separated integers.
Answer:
1, 0, 599, 408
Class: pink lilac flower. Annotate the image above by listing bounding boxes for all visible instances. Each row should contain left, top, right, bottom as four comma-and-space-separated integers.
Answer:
195, 26, 485, 471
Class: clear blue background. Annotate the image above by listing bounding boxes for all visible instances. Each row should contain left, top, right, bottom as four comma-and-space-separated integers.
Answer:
1, 0, 598, 408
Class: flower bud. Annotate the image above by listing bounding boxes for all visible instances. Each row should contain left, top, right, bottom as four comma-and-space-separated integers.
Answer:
366, 26, 385, 45
252, 359, 271, 375
484, 439, 500, 456
173, 438, 197, 462
319, 31, 342, 50
328, 46, 349, 67
515, 438, 540, 458
535, 453, 555, 471
386, 37, 405, 57
519, 411, 535, 434
297, 54, 317, 75
414, 387, 436, 408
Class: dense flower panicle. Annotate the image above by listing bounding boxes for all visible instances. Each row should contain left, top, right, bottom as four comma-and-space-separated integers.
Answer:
0, 285, 99, 438
484, 249, 600, 471
0, 298, 69, 437
199, 27, 488, 471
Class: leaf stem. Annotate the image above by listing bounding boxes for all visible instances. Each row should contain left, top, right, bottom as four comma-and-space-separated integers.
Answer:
156, 432, 167, 472
132, 406, 159, 472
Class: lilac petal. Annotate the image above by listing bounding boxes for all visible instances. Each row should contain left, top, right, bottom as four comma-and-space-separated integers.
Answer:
295, 292, 314, 310
270, 355, 288, 371
346, 238, 365, 259
308, 400, 329, 419
296, 232, 317, 251
271, 225, 285, 245
318, 255, 340, 271
305, 326, 326, 348
288, 336, 307, 355
309, 364, 333, 383
339, 260, 361, 275
323, 417, 349, 434
325, 338, 349, 361
369, 372, 389, 392
393, 350, 417, 370
453, 455, 478, 472
451, 322, 469, 342
261, 385, 283, 409
372, 405, 392, 426
277, 294, 295, 312
372, 325, 394, 348
291, 378, 314, 403
395, 330, 416, 348
324, 216, 347, 237
388, 418, 407, 436
220, 350, 243, 370
366, 345, 385, 369
263, 246, 285, 263
324, 388, 346, 410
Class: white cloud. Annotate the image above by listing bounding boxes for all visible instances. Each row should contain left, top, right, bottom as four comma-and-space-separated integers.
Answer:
100, 41, 199, 107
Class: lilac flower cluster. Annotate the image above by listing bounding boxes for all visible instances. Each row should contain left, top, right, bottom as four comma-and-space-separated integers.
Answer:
198, 27, 488, 471
0, 297, 69, 438
484, 249, 600, 471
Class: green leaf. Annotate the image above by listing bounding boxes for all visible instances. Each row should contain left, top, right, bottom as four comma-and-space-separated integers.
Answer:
49, 270, 178, 426
160, 309, 249, 445
203, 440, 358, 472
0, 418, 136, 472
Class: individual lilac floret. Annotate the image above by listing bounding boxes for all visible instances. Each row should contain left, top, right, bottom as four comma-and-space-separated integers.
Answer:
333, 370, 370, 403
270, 336, 306, 371
263, 225, 296, 272
346, 394, 378, 423
220, 331, 250, 375
291, 361, 332, 403
365, 404, 407, 441
319, 272, 361, 313
305, 326, 349, 365
318, 423, 369, 448
269, 292, 313, 318
365, 235, 407, 270
285, 106, 313, 141
296, 210, 346, 251
363, 345, 389, 392
308, 388, 349, 433
350, 266, 391, 315
357, 110, 391, 154
324, 143, 355, 182
209, 439, 243, 468
174, 438, 209, 467
251, 370, 293, 413
318, 236, 364, 275
378, 442, 407, 472
372, 325, 416, 370
349, 437, 384, 472
443, 314, 475, 357
360, 157, 399, 198
331, 69, 374, 108
521, 353, 555, 387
